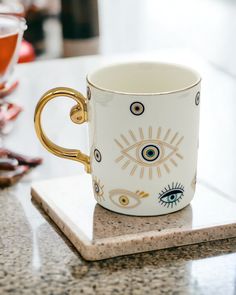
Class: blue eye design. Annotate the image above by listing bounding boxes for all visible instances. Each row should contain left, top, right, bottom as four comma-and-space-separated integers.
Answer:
158, 183, 184, 208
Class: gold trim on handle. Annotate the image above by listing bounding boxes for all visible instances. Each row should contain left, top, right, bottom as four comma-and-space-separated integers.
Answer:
34, 87, 91, 173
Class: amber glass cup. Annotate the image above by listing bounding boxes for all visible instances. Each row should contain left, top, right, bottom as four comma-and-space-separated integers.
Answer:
0, 15, 26, 89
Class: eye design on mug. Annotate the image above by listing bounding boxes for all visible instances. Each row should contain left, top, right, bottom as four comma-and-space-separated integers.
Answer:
109, 189, 149, 209
114, 126, 184, 179
93, 177, 104, 202
158, 183, 184, 208
87, 86, 91, 100
195, 91, 200, 106
191, 173, 197, 191
130, 102, 145, 116
94, 148, 102, 162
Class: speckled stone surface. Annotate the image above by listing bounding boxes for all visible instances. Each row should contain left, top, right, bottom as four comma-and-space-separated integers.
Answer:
1, 183, 236, 294
31, 174, 236, 261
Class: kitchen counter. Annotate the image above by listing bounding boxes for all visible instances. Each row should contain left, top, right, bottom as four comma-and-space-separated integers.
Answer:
1, 52, 236, 294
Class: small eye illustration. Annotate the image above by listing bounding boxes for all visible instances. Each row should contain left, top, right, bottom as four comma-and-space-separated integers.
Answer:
195, 91, 200, 105
141, 144, 160, 161
114, 126, 184, 179
158, 183, 184, 208
87, 86, 91, 100
119, 195, 130, 206
109, 189, 149, 209
191, 173, 197, 191
135, 140, 175, 166
93, 177, 104, 202
94, 148, 102, 162
130, 102, 145, 116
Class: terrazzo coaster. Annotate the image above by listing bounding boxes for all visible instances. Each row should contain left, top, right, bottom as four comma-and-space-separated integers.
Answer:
31, 174, 236, 261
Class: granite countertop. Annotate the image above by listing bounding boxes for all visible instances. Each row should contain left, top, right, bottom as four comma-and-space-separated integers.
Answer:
1, 184, 236, 294
1, 53, 236, 294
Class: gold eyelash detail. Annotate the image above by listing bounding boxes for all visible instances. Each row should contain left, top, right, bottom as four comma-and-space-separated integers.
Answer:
136, 190, 149, 198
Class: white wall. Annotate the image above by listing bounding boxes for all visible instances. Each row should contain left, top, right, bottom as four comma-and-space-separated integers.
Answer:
99, 0, 236, 76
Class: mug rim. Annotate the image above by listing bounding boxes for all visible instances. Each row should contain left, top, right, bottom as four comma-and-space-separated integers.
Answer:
86, 61, 201, 96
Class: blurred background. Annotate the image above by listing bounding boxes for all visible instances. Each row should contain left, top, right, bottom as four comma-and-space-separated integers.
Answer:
1, 0, 236, 185
1, 0, 236, 75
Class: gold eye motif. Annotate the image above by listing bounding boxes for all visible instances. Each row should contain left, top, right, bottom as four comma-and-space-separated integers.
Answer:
92, 177, 104, 202
109, 189, 149, 209
114, 126, 184, 179
119, 195, 129, 206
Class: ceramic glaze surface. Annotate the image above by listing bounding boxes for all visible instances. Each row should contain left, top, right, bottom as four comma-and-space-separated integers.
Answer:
87, 62, 201, 216
34, 61, 200, 216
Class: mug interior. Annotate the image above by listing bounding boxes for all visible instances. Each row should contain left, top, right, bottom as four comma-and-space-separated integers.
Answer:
87, 62, 201, 95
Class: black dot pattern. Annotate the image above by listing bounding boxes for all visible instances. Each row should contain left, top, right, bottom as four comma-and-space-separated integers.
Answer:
195, 92, 200, 106
94, 149, 102, 162
130, 102, 145, 116
87, 86, 91, 100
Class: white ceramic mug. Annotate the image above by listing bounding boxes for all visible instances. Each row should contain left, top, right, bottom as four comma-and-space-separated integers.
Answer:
34, 62, 201, 216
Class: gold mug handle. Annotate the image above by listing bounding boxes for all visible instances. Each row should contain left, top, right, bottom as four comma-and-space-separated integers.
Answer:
34, 87, 91, 173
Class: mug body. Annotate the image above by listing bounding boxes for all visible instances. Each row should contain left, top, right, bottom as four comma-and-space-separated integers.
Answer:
87, 62, 201, 216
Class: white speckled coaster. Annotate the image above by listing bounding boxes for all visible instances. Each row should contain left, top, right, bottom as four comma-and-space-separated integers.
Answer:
31, 174, 236, 261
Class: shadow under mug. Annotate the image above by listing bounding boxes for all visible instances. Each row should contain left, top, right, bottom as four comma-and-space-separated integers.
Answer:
34, 62, 201, 216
